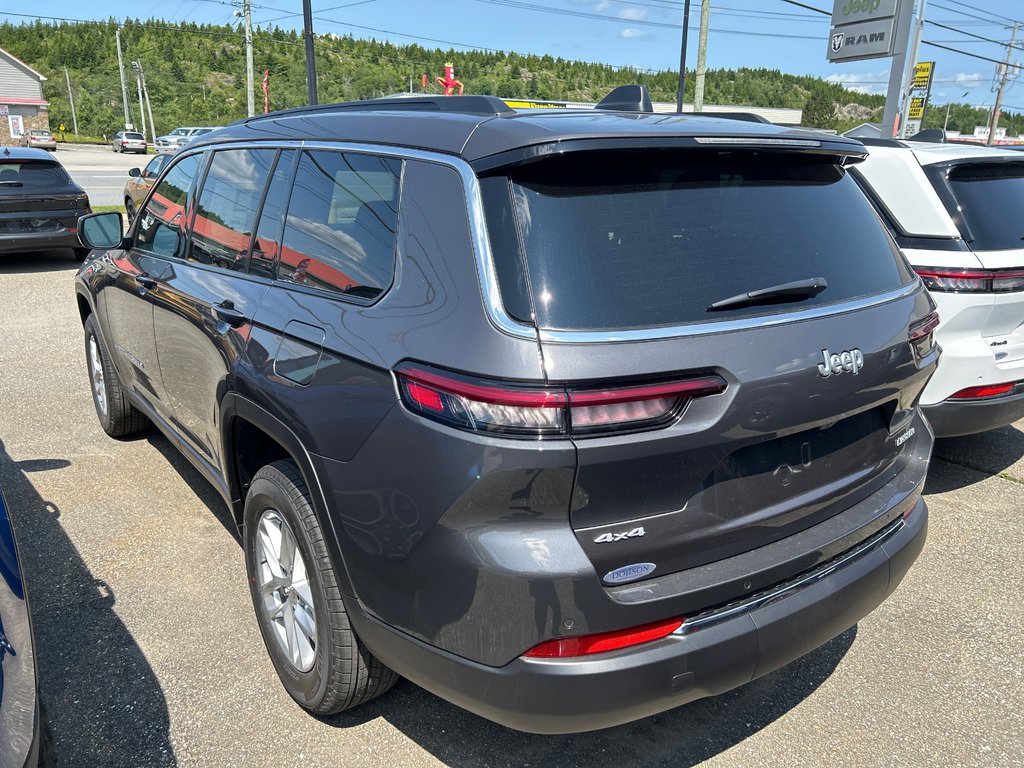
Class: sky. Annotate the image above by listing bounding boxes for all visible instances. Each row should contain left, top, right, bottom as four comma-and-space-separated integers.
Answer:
5, 0, 1024, 109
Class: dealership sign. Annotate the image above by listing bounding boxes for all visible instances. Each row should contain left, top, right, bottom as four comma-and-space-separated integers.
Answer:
828, 0, 904, 63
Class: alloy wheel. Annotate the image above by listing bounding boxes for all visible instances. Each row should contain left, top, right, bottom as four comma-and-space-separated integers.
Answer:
88, 335, 108, 418
255, 509, 317, 672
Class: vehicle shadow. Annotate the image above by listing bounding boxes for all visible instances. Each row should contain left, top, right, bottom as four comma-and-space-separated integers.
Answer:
0, 440, 177, 767
0, 250, 80, 275
926, 423, 1024, 494
144, 433, 240, 544
324, 627, 857, 767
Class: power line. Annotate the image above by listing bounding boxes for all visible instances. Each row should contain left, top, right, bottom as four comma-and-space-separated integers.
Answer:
922, 39, 1016, 66
929, 1, 1024, 28
927, 18, 1024, 56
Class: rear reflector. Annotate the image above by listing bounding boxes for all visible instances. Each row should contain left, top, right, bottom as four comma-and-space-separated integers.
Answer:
395, 363, 726, 437
949, 382, 1018, 400
524, 617, 683, 658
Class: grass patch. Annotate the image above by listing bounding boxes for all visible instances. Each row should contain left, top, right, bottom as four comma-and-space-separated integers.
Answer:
92, 204, 127, 215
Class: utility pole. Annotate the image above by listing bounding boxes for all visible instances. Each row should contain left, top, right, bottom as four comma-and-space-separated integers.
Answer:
133, 60, 157, 145
133, 64, 147, 139
115, 28, 132, 129
244, 0, 255, 117
675, 0, 692, 113
897, 0, 927, 137
63, 66, 79, 135
693, 0, 711, 112
988, 24, 1022, 146
303, 0, 318, 105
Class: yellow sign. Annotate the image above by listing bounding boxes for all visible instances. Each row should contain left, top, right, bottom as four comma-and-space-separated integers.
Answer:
912, 61, 934, 90
908, 97, 926, 120
503, 99, 567, 109
58, 123, 66, 132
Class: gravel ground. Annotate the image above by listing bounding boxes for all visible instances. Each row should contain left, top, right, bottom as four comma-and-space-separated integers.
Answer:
0, 249, 1020, 767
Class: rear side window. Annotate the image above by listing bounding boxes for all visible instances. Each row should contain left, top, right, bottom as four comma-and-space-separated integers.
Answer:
278, 150, 401, 300
946, 163, 1024, 251
484, 151, 913, 331
190, 148, 277, 272
0, 161, 70, 189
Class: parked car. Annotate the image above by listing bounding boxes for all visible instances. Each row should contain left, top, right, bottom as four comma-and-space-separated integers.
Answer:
154, 126, 216, 154
74, 85, 938, 734
123, 153, 170, 221
18, 131, 56, 152
854, 137, 1024, 437
0, 147, 91, 261
112, 131, 147, 154
0, 487, 52, 767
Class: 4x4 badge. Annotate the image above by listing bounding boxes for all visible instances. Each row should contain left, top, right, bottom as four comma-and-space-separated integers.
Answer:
818, 347, 864, 377
594, 526, 646, 544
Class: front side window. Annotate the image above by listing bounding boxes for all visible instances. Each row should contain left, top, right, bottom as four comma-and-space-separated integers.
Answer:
143, 154, 169, 179
190, 148, 277, 272
278, 150, 401, 300
136, 153, 201, 259
249, 150, 295, 279
483, 150, 913, 331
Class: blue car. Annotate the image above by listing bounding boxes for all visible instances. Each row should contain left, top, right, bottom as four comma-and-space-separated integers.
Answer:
0, 488, 50, 767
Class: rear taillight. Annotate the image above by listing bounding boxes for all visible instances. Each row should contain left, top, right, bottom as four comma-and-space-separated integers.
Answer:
523, 617, 683, 658
915, 267, 1024, 293
949, 382, 1020, 400
909, 310, 940, 361
395, 363, 726, 437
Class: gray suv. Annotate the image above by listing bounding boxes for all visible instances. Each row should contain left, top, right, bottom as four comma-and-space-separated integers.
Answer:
74, 86, 938, 733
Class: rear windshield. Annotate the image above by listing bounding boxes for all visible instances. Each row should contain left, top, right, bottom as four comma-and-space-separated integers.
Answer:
0, 160, 71, 189
124, 132, 144, 140
482, 151, 912, 331
947, 163, 1024, 251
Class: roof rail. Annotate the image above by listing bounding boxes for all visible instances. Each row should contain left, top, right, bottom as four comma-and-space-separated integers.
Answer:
595, 84, 653, 113
236, 94, 515, 124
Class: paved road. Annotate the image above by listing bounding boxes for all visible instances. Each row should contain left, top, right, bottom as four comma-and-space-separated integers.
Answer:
55, 143, 155, 208
0, 251, 1021, 767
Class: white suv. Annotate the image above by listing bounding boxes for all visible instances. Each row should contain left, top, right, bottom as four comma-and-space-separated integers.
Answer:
854, 138, 1024, 437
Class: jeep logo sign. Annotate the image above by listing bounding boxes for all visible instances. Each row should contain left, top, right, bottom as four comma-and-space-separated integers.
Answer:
827, 0, 902, 62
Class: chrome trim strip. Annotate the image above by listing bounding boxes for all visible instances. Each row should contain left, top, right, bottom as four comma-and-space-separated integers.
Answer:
175, 139, 921, 345
694, 137, 821, 147
538, 282, 920, 344
674, 516, 905, 635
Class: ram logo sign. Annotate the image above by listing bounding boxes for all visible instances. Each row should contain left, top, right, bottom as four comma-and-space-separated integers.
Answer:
827, 0, 903, 63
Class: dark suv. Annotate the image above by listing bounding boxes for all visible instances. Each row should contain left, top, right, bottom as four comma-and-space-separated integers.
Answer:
75, 86, 938, 734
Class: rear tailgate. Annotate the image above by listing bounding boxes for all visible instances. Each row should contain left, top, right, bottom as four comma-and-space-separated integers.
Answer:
483, 146, 936, 587
0, 159, 89, 235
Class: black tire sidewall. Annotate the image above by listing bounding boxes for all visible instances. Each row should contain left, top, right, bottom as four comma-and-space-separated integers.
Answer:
243, 471, 333, 708
83, 316, 115, 433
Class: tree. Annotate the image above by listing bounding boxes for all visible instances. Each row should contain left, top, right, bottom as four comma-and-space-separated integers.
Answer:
803, 90, 836, 128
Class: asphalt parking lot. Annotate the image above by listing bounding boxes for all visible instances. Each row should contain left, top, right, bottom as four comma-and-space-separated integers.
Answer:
54, 142, 154, 208
1, 146, 1022, 766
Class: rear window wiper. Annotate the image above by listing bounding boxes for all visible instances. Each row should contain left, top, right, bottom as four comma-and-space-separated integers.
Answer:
707, 277, 828, 312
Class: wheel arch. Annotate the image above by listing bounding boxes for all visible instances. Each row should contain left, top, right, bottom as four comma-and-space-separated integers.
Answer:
221, 393, 358, 597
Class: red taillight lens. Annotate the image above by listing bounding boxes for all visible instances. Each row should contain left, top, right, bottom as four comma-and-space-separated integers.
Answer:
915, 267, 1024, 294
394, 364, 726, 437
908, 310, 940, 360
949, 382, 1018, 400
524, 617, 683, 658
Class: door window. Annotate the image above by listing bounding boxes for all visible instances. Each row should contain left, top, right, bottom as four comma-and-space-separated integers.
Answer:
278, 151, 401, 300
136, 154, 201, 259
249, 150, 295, 279
190, 148, 277, 272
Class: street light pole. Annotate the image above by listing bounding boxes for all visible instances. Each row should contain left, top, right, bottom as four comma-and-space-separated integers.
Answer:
63, 66, 79, 136
244, 0, 255, 117
675, 0, 691, 113
133, 63, 147, 139
115, 28, 132, 129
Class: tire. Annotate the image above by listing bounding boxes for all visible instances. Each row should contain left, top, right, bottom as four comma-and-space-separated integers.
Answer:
83, 314, 148, 438
244, 460, 397, 715
125, 197, 137, 221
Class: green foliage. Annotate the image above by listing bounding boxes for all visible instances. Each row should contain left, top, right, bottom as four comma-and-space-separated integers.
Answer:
803, 90, 836, 129
0, 18, 968, 136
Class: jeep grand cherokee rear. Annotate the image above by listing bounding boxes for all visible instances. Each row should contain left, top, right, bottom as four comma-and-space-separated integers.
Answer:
75, 92, 938, 734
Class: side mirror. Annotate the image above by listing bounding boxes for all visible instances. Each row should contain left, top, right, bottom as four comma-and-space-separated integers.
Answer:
128, 167, 142, 178
79, 212, 125, 249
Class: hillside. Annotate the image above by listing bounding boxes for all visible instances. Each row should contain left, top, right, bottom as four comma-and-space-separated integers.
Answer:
0, 18, 1014, 137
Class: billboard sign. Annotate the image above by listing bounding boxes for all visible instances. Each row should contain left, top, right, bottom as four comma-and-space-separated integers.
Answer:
827, 0, 903, 63
912, 61, 934, 89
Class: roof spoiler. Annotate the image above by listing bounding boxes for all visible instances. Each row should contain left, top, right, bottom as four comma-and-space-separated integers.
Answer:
908, 128, 947, 143
595, 85, 653, 114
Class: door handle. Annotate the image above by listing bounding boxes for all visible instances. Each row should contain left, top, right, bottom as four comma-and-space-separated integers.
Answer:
136, 273, 158, 290
213, 300, 247, 328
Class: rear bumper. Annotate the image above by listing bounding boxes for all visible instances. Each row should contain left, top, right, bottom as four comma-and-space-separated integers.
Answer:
0, 229, 81, 254
923, 391, 1024, 437
348, 501, 927, 734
